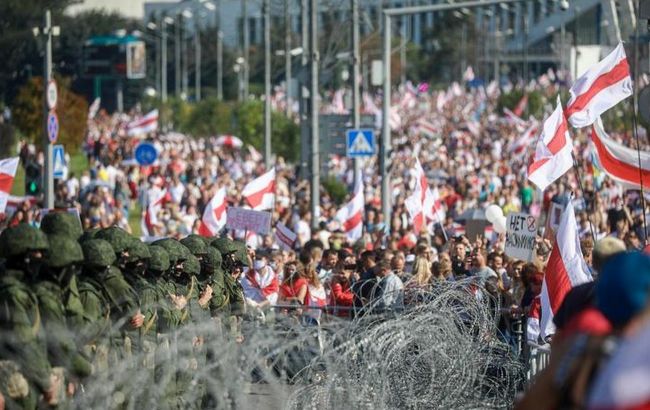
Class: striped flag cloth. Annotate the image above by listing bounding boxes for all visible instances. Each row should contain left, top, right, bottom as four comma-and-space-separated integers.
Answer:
216, 135, 244, 149
527, 98, 574, 192
335, 175, 364, 243
141, 188, 167, 236
198, 187, 228, 237
540, 201, 593, 340
0, 157, 20, 215
591, 118, 650, 190
513, 94, 528, 117
274, 222, 297, 251
565, 42, 633, 128
509, 122, 539, 159
242, 168, 276, 211
127, 109, 158, 136
416, 118, 437, 138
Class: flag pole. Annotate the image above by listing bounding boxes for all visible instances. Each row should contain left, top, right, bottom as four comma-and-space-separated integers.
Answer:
571, 153, 597, 242
631, 18, 648, 243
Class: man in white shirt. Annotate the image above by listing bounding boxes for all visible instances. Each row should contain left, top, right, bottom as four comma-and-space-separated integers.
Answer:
239, 250, 279, 308
372, 261, 404, 311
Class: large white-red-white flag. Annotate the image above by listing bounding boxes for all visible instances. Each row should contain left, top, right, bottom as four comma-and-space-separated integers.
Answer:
335, 176, 364, 243
509, 122, 540, 159
0, 157, 19, 215
565, 42, 633, 128
527, 98, 574, 191
141, 188, 167, 236
406, 159, 446, 233
198, 187, 228, 237
127, 109, 159, 136
591, 118, 650, 190
540, 201, 593, 340
242, 168, 276, 211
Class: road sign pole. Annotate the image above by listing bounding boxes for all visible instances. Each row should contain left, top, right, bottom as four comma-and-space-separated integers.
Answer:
310, 0, 320, 229
351, 0, 361, 184
43, 10, 54, 209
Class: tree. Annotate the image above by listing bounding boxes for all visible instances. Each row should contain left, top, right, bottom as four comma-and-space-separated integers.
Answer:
13, 76, 88, 152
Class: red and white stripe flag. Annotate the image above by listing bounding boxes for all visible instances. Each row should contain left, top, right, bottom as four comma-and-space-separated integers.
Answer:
0, 157, 20, 215
274, 222, 297, 251
141, 188, 167, 236
565, 42, 633, 128
242, 168, 276, 211
405, 193, 425, 233
416, 118, 437, 138
198, 187, 228, 237
503, 107, 528, 129
509, 122, 540, 159
127, 109, 158, 136
513, 94, 528, 117
540, 201, 593, 340
527, 295, 542, 342
216, 135, 244, 149
591, 118, 650, 190
527, 98, 574, 192
335, 175, 364, 243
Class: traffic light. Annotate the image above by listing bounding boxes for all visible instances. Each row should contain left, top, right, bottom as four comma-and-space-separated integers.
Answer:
24, 161, 41, 196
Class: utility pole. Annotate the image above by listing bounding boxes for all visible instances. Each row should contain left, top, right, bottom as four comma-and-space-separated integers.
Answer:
299, 0, 309, 178
217, 30, 223, 100
242, 0, 250, 100
351, 0, 361, 182
42, 10, 56, 209
381, 12, 391, 230
285, 0, 292, 117
161, 17, 168, 102
264, 0, 272, 169
175, 14, 181, 97
182, 23, 188, 98
195, 24, 201, 101
310, 0, 320, 229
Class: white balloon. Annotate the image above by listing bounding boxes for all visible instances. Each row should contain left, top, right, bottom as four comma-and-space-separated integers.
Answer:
485, 204, 503, 223
493, 215, 508, 234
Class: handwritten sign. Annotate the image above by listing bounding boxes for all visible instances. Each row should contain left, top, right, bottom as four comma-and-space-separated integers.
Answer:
505, 212, 537, 262
226, 207, 272, 235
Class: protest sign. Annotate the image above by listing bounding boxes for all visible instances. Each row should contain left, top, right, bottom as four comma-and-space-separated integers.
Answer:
505, 212, 537, 262
226, 207, 272, 235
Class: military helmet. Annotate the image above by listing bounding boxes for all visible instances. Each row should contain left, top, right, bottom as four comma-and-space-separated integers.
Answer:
81, 239, 117, 268
211, 237, 236, 254
40, 212, 83, 239
205, 246, 223, 268
79, 228, 100, 243
231, 240, 249, 267
47, 234, 85, 268
95, 226, 133, 254
0, 223, 49, 258
180, 234, 208, 256
148, 245, 171, 273
152, 238, 190, 265
183, 254, 201, 276
125, 238, 151, 262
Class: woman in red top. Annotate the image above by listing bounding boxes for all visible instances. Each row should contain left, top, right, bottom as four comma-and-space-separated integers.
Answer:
278, 261, 309, 307
330, 261, 355, 318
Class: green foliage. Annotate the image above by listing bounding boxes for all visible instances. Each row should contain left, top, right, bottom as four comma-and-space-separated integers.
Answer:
497, 89, 545, 119
12, 76, 87, 152
322, 176, 348, 206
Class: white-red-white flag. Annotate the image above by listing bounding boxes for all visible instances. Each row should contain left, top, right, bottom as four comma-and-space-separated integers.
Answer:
591, 118, 650, 190
88, 97, 101, 120
513, 94, 528, 117
242, 168, 276, 211
216, 135, 244, 149
565, 42, 633, 128
509, 122, 540, 159
540, 201, 593, 340
405, 193, 425, 234
127, 109, 158, 136
141, 188, 167, 236
274, 222, 297, 251
335, 176, 364, 243
416, 118, 437, 138
198, 187, 228, 237
0, 157, 19, 215
527, 295, 542, 342
527, 98, 574, 192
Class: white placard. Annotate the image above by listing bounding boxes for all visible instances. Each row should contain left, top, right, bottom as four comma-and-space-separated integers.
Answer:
505, 212, 537, 262
226, 207, 271, 235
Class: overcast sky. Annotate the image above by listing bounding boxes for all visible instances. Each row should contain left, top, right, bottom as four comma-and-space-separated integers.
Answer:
66, 0, 176, 19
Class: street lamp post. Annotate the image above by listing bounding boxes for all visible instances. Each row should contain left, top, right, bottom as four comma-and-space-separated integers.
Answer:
264, 0, 272, 169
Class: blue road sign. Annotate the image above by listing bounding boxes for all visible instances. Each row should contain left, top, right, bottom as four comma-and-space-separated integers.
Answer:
53, 145, 65, 179
346, 129, 375, 157
134, 142, 158, 166
47, 111, 59, 143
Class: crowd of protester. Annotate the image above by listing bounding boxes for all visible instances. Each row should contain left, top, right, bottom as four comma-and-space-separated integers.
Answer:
4, 72, 650, 407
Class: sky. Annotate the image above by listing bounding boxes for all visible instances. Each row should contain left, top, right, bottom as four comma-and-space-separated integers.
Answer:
65, 0, 176, 19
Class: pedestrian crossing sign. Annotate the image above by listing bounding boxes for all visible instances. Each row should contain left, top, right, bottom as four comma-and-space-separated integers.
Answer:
346, 129, 375, 157
53, 145, 66, 179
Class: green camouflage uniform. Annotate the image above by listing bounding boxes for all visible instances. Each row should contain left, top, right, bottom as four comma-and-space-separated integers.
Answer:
0, 224, 52, 409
